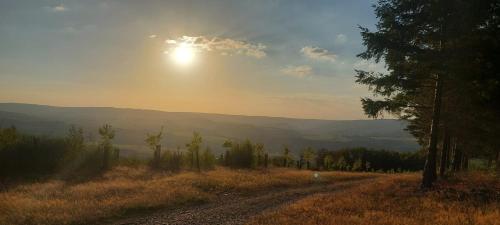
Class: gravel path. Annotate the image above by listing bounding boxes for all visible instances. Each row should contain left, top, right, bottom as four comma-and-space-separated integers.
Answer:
109, 178, 374, 225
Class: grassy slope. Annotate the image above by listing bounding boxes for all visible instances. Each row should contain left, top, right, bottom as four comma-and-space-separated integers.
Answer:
0, 167, 377, 225
249, 172, 500, 225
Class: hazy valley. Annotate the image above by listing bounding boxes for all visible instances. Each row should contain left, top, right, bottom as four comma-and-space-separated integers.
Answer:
0, 103, 418, 156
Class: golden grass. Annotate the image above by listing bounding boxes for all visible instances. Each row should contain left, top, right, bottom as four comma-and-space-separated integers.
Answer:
0, 167, 376, 225
248, 172, 500, 225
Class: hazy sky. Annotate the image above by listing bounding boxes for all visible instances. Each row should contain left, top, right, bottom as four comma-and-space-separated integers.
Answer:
0, 0, 386, 120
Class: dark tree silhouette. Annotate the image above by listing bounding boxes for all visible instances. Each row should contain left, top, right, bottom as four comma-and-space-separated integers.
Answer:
356, 0, 500, 187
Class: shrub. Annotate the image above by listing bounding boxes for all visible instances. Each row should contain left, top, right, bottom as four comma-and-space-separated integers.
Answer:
222, 139, 256, 169
159, 149, 183, 171
200, 147, 216, 170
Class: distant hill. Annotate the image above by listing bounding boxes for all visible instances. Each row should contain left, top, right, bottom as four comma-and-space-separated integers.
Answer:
0, 103, 419, 156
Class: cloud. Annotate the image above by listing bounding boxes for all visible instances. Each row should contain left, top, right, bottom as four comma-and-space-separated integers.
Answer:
301, 46, 337, 62
280, 65, 313, 78
49, 4, 67, 12
165, 36, 267, 58
149, 34, 157, 39
335, 34, 347, 44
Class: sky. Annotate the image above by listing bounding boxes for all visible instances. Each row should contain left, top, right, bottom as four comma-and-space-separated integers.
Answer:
0, 0, 386, 120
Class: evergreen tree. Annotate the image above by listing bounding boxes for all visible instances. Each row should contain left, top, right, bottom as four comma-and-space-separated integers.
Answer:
98, 124, 115, 170
186, 132, 202, 172
254, 143, 265, 167
282, 146, 291, 167
301, 147, 315, 170
356, 0, 500, 187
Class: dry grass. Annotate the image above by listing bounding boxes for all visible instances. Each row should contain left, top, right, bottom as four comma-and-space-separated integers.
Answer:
0, 167, 375, 225
248, 172, 500, 225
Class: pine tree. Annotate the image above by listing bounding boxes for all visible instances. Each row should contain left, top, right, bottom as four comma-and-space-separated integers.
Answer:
98, 124, 115, 170
356, 0, 500, 188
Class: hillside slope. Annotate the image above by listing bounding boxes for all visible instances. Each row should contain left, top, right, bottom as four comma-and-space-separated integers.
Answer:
0, 103, 418, 155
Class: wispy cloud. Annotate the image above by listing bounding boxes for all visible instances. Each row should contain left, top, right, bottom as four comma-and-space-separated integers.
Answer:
280, 65, 313, 78
165, 36, 267, 58
301, 46, 337, 62
49, 4, 67, 12
335, 34, 347, 44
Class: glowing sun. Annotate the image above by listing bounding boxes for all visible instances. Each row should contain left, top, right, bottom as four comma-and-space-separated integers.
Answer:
171, 43, 195, 65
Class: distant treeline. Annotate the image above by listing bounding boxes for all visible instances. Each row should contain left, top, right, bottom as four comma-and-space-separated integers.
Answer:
316, 148, 424, 172
1, 125, 426, 181
271, 147, 424, 172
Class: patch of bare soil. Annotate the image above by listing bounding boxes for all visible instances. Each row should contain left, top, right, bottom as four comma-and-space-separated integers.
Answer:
109, 178, 377, 225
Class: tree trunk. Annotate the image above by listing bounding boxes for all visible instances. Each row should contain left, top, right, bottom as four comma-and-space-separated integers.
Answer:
191, 152, 195, 169
452, 145, 462, 171
195, 149, 200, 172
422, 76, 443, 189
102, 145, 110, 170
225, 151, 230, 167
439, 127, 450, 177
153, 145, 161, 169
496, 150, 500, 177
462, 154, 469, 170
264, 153, 268, 169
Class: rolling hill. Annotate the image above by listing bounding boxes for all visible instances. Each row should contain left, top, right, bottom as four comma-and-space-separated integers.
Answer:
0, 103, 419, 156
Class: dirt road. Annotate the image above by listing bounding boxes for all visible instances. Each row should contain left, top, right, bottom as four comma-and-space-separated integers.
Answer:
109, 178, 375, 225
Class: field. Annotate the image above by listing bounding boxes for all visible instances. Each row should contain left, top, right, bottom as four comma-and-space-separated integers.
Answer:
249, 172, 500, 225
0, 167, 378, 225
1, 166, 498, 225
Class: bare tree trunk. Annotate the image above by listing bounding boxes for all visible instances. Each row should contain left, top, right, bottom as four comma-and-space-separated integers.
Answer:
439, 127, 450, 177
422, 76, 443, 189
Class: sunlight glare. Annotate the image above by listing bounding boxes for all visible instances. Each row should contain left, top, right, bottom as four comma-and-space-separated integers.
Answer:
171, 43, 195, 65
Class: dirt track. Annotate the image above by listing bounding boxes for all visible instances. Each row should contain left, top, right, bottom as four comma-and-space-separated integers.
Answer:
109, 178, 376, 225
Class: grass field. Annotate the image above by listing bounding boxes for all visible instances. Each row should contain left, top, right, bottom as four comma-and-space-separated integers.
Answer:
0, 167, 377, 225
248, 172, 500, 225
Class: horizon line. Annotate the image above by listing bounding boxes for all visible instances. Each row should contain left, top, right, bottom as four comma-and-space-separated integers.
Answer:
0, 101, 396, 122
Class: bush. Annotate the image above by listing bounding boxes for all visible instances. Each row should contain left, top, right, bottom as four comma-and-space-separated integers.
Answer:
222, 139, 256, 169
200, 147, 216, 170
0, 134, 68, 179
0, 126, 121, 181
158, 150, 183, 172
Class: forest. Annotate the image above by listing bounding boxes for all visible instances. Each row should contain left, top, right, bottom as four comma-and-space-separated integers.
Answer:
354, 0, 500, 188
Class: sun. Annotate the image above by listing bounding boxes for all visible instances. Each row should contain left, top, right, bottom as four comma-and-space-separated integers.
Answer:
171, 43, 195, 65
